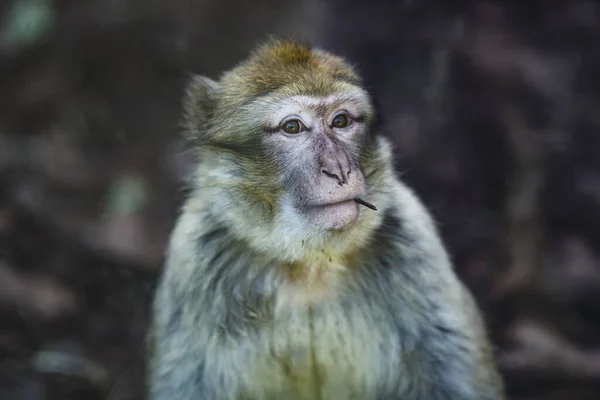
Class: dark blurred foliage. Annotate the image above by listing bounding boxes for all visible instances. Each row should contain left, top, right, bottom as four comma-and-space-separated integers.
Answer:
1, 0, 600, 399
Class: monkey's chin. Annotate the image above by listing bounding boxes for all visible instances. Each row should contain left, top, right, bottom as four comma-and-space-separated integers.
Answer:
304, 200, 359, 231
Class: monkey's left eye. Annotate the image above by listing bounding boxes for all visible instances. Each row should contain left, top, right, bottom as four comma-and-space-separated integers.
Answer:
332, 114, 350, 128
281, 119, 305, 134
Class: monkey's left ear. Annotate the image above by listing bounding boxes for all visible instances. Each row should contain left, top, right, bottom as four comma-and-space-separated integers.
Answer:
182, 74, 221, 138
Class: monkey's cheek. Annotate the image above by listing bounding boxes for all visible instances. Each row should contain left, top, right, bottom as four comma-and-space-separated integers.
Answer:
304, 200, 359, 231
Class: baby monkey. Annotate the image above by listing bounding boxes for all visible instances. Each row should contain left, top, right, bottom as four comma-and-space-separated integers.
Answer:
147, 39, 505, 399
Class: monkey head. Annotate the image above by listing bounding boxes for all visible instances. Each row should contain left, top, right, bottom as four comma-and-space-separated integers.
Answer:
182, 39, 391, 261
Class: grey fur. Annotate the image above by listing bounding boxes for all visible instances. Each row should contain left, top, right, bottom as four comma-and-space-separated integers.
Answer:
148, 42, 505, 400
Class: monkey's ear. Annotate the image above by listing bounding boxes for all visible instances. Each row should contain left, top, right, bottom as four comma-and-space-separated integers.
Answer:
182, 74, 221, 138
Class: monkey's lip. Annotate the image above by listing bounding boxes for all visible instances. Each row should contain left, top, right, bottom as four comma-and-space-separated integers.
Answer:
302, 199, 359, 230
305, 199, 357, 208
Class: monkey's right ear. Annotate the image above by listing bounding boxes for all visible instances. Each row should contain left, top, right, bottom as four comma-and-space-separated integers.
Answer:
182, 74, 221, 138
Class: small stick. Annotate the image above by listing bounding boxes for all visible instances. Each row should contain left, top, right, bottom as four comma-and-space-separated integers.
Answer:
353, 197, 377, 211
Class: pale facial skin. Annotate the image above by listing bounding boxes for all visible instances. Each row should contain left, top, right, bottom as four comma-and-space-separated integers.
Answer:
260, 90, 372, 232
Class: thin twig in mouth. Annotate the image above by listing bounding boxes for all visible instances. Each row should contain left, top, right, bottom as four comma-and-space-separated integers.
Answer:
353, 197, 377, 211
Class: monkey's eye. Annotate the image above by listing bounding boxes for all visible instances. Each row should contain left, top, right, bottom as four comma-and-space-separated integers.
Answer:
332, 114, 350, 128
281, 119, 305, 134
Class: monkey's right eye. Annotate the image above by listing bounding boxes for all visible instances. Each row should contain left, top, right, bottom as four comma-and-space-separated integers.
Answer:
281, 119, 305, 134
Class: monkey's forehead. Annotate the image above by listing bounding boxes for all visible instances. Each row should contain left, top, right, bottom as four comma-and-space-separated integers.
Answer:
219, 40, 363, 101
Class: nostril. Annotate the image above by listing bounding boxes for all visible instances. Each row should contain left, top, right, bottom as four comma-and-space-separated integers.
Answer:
322, 169, 343, 184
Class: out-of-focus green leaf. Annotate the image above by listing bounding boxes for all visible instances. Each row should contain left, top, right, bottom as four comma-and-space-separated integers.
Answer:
104, 176, 150, 217
1, 0, 55, 50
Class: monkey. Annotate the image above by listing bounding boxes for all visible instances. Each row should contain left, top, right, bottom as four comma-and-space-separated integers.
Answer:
147, 38, 505, 400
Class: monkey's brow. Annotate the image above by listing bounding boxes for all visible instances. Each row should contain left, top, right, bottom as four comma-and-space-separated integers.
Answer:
239, 76, 366, 107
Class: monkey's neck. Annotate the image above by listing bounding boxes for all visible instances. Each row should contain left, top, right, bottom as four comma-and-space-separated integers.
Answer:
197, 197, 382, 268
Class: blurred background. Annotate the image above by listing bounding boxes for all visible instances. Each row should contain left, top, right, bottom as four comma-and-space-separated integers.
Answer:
1, 0, 600, 399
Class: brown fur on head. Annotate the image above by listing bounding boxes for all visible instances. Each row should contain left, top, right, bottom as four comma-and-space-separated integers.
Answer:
219, 39, 363, 104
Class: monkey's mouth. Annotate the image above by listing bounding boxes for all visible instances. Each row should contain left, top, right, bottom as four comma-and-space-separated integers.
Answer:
307, 199, 355, 208
302, 200, 359, 231
305, 197, 376, 211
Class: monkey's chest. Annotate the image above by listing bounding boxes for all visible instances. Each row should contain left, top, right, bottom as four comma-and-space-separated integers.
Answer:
243, 305, 403, 400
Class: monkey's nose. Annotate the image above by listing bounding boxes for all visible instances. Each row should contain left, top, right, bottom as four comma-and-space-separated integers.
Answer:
319, 146, 351, 185
321, 168, 345, 185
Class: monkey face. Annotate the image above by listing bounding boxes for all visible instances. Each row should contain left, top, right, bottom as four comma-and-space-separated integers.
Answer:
183, 41, 387, 258
259, 89, 372, 232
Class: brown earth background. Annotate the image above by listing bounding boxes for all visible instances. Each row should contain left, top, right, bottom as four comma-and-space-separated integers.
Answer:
1, 0, 600, 399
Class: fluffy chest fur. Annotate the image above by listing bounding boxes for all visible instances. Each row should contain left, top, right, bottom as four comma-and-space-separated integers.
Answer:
203, 263, 415, 400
